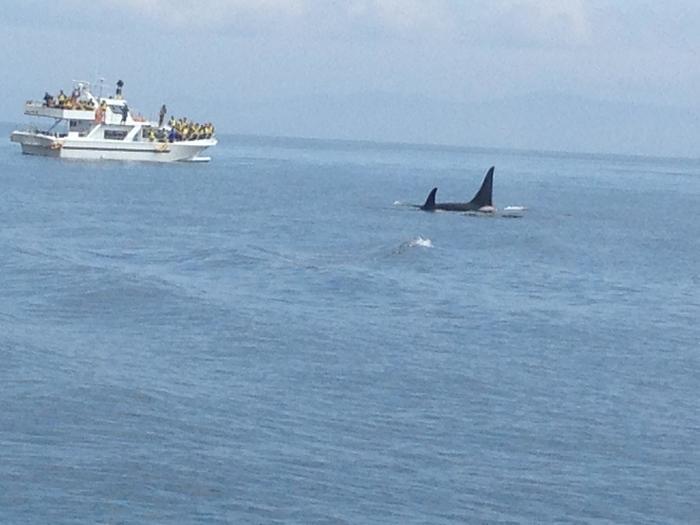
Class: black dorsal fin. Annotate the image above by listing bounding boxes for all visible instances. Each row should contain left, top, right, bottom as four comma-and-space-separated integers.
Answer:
468, 166, 494, 208
421, 188, 438, 210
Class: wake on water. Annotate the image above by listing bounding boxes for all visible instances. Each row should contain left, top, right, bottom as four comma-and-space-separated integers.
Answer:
392, 236, 433, 255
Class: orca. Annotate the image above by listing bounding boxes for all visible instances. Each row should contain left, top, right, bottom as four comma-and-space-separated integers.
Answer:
418, 166, 495, 212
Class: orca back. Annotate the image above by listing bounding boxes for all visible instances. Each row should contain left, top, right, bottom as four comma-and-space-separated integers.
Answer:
468, 166, 494, 208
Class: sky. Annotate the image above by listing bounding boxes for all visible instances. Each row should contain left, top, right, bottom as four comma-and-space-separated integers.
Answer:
1, 0, 699, 156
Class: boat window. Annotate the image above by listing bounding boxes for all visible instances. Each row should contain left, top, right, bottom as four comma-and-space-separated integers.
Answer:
109, 105, 125, 114
104, 129, 128, 140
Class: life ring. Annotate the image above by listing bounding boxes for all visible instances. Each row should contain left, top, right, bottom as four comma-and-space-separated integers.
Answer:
156, 142, 169, 153
50, 141, 62, 150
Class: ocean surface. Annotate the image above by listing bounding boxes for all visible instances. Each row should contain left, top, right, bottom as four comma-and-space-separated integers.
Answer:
1, 125, 698, 524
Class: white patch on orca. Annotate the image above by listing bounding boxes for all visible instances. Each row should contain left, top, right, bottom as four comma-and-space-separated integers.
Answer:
501, 205, 527, 218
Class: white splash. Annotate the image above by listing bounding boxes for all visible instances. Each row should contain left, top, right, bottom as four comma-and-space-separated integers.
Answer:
409, 236, 433, 248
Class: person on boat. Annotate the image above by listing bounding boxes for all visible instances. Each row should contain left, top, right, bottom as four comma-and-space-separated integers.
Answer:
158, 104, 167, 127
148, 128, 156, 141
43, 92, 54, 107
121, 104, 129, 123
94, 103, 104, 123
116, 80, 124, 99
57, 90, 67, 107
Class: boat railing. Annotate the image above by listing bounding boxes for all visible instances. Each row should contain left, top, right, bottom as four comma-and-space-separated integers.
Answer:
20, 125, 67, 138
27, 99, 96, 111
25, 101, 97, 121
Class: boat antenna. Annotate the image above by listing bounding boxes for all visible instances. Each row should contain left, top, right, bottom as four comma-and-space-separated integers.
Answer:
97, 77, 105, 99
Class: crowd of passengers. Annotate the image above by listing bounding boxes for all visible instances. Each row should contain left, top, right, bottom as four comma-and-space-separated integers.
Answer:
168, 117, 214, 142
42, 89, 95, 111
167, 118, 215, 141
142, 118, 215, 143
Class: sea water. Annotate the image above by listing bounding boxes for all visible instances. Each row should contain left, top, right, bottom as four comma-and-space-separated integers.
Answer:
1, 127, 698, 523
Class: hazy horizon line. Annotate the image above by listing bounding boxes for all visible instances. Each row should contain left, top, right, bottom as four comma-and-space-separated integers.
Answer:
2, 120, 698, 164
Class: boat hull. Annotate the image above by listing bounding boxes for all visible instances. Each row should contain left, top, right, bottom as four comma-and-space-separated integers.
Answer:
10, 131, 217, 163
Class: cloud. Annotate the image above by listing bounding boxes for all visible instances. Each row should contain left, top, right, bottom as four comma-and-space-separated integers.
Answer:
113, 0, 305, 29
95, 0, 590, 46
75, 0, 603, 47
343, 0, 455, 35
443, 0, 591, 48
340, 0, 592, 45
510, 0, 590, 44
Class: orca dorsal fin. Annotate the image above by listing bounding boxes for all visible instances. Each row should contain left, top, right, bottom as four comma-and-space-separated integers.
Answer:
468, 166, 494, 208
422, 188, 438, 210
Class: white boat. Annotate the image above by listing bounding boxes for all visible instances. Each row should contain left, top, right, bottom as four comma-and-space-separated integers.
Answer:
10, 81, 217, 162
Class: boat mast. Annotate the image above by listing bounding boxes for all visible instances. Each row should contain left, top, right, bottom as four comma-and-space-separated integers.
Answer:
97, 77, 105, 99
